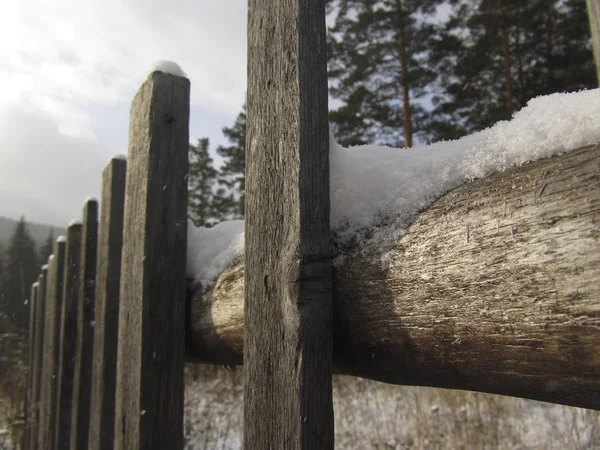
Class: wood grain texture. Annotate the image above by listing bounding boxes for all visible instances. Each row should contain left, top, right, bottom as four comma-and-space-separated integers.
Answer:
88, 158, 126, 450
70, 200, 98, 450
54, 223, 82, 450
189, 144, 600, 410
38, 241, 66, 450
114, 71, 189, 450
30, 269, 47, 450
245, 0, 333, 448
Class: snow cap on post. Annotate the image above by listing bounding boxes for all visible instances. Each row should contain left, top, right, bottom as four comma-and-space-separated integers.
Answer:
149, 60, 187, 78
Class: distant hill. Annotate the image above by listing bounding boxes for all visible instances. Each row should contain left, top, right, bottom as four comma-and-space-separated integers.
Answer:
0, 216, 66, 251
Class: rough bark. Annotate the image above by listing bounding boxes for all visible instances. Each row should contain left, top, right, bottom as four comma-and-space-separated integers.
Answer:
188, 144, 600, 410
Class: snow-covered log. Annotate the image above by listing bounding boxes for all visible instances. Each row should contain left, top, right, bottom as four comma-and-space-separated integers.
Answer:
186, 143, 600, 410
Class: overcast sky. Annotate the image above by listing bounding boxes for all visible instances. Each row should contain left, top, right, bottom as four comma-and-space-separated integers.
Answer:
0, 0, 247, 226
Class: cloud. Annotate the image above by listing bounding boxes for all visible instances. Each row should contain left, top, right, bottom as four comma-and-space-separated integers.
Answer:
0, 104, 107, 225
0, 0, 247, 137
0, 0, 247, 225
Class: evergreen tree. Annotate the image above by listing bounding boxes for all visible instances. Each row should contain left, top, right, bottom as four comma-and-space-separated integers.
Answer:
428, 0, 596, 141
188, 138, 230, 227
39, 227, 54, 267
327, 0, 443, 147
216, 106, 246, 219
1, 217, 39, 330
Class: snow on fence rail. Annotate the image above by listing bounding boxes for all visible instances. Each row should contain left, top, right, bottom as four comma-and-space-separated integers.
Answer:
21, 2, 600, 450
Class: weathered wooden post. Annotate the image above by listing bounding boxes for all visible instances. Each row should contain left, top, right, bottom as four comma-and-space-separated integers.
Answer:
70, 199, 98, 450
37, 240, 66, 450
245, 0, 334, 448
54, 222, 82, 450
588, 0, 600, 85
88, 157, 127, 450
23, 281, 39, 449
113, 69, 189, 450
30, 268, 47, 450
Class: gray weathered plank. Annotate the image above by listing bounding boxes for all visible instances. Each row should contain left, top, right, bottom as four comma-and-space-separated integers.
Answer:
88, 157, 127, 450
30, 268, 47, 450
188, 143, 600, 411
54, 223, 82, 450
37, 241, 66, 450
23, 281, 39, 449
245, 0, 334, 448
69, 199, 98, 450
588, 0, 600, 85
113, 70, 189, 450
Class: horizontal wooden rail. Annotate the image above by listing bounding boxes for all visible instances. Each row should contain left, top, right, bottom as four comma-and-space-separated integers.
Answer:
186, 143, 600, 411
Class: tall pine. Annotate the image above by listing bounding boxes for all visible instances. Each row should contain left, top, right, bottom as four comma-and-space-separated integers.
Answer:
216, 105, 246, 219
0, 217, 39, 330
327, 0, 443, 147
188, 138, 222, 227
428, 0, 596, 141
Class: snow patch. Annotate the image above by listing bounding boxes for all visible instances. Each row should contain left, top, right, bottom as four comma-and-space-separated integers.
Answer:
149, 60, 187, 78
186, 220, 244, 286
330, 89, 600, 253
68, 219, 82, 226
111, 153, 127, 161
185, 89, 600, 285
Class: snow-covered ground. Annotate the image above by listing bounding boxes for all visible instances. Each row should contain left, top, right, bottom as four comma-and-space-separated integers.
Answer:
183, 366, 600, 449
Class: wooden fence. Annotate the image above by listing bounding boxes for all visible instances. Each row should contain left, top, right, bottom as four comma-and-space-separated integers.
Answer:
20, 2, 600, 450
22, 71, 190, 450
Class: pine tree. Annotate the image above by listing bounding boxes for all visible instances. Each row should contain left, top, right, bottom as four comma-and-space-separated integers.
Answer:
188, 138, 229, 227
428, 0, 596, 141
1, 217, 39, 330
39, 227, 54, 267
216, 106, 246, 219
327, 0, 443, 147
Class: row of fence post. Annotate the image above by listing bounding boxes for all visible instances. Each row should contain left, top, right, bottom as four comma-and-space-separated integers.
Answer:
23, 1, 337, 448
22, 71, 190, 450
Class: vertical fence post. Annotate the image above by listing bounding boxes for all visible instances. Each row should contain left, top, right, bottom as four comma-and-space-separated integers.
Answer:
37, 240, 66, 450
54, 222, 82, 450
113, 70, 189, 450
30, 267, 47, 450
588, 0, 600, 85
24, 281, 39, 449
37, 258, 53, 450
70, 199, 99, 450
88, 157, 127, 450
245, 0, 334, 448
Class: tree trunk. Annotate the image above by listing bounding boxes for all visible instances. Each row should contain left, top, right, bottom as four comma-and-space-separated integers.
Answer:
187, 144, 600, 411
588, 0, 600, 86
497, 0, 513, 115
396, 0, 412, 148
